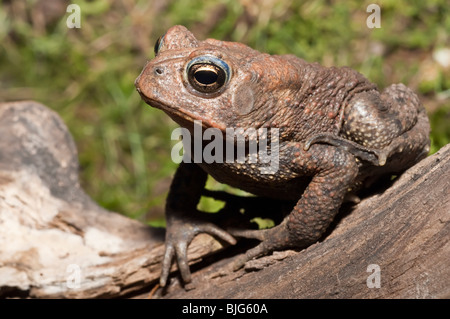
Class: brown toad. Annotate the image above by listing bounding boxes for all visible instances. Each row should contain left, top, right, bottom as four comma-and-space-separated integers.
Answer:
135, 25, 430, 287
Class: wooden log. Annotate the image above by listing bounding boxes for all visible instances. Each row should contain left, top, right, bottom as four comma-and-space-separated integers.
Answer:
0, 101, 448, 298
0, 101, 223, 298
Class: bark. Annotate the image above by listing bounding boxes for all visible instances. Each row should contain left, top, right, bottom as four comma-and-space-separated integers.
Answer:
0, 101, 448, 299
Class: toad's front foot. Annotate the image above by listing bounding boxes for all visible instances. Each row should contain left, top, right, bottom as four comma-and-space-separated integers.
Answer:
160, 210, 237, 287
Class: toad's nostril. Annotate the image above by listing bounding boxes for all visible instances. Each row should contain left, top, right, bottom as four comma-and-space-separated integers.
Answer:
155, 67, 164, 75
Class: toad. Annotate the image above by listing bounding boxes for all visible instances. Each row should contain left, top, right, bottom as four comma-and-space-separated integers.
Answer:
135, 25, 430, 287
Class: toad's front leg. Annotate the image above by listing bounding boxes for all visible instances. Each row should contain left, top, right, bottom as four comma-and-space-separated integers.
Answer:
230, 144, 358, 268
160, 162, 236, 287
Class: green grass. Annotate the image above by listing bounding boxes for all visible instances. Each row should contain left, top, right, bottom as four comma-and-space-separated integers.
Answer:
0, 0, 449, 225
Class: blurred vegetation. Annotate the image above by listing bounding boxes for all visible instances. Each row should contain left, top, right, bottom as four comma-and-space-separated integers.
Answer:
0, 0, 449, 225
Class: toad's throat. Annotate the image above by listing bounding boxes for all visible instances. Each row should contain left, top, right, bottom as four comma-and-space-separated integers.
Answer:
140, 95, 226, 131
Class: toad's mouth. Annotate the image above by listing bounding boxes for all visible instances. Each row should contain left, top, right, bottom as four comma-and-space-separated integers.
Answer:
137, 90, 226, 131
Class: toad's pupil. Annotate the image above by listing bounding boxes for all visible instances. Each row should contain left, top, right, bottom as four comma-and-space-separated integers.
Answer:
194, 70, 218, 85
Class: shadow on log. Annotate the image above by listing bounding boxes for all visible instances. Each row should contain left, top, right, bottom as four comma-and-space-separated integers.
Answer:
0, 101, 448, 298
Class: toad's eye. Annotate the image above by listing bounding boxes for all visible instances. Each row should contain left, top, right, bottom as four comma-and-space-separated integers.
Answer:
186, 56, 231, 95
154, 34, 165, 56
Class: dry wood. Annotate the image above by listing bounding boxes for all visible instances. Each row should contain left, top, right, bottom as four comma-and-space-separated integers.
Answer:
0, 101, 224, 298
0, 101, 448, 298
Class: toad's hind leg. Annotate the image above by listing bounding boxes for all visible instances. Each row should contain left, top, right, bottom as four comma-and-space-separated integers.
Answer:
340, 84, 430, 167
342, 84, 420, 149
306, 84, 430, 167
